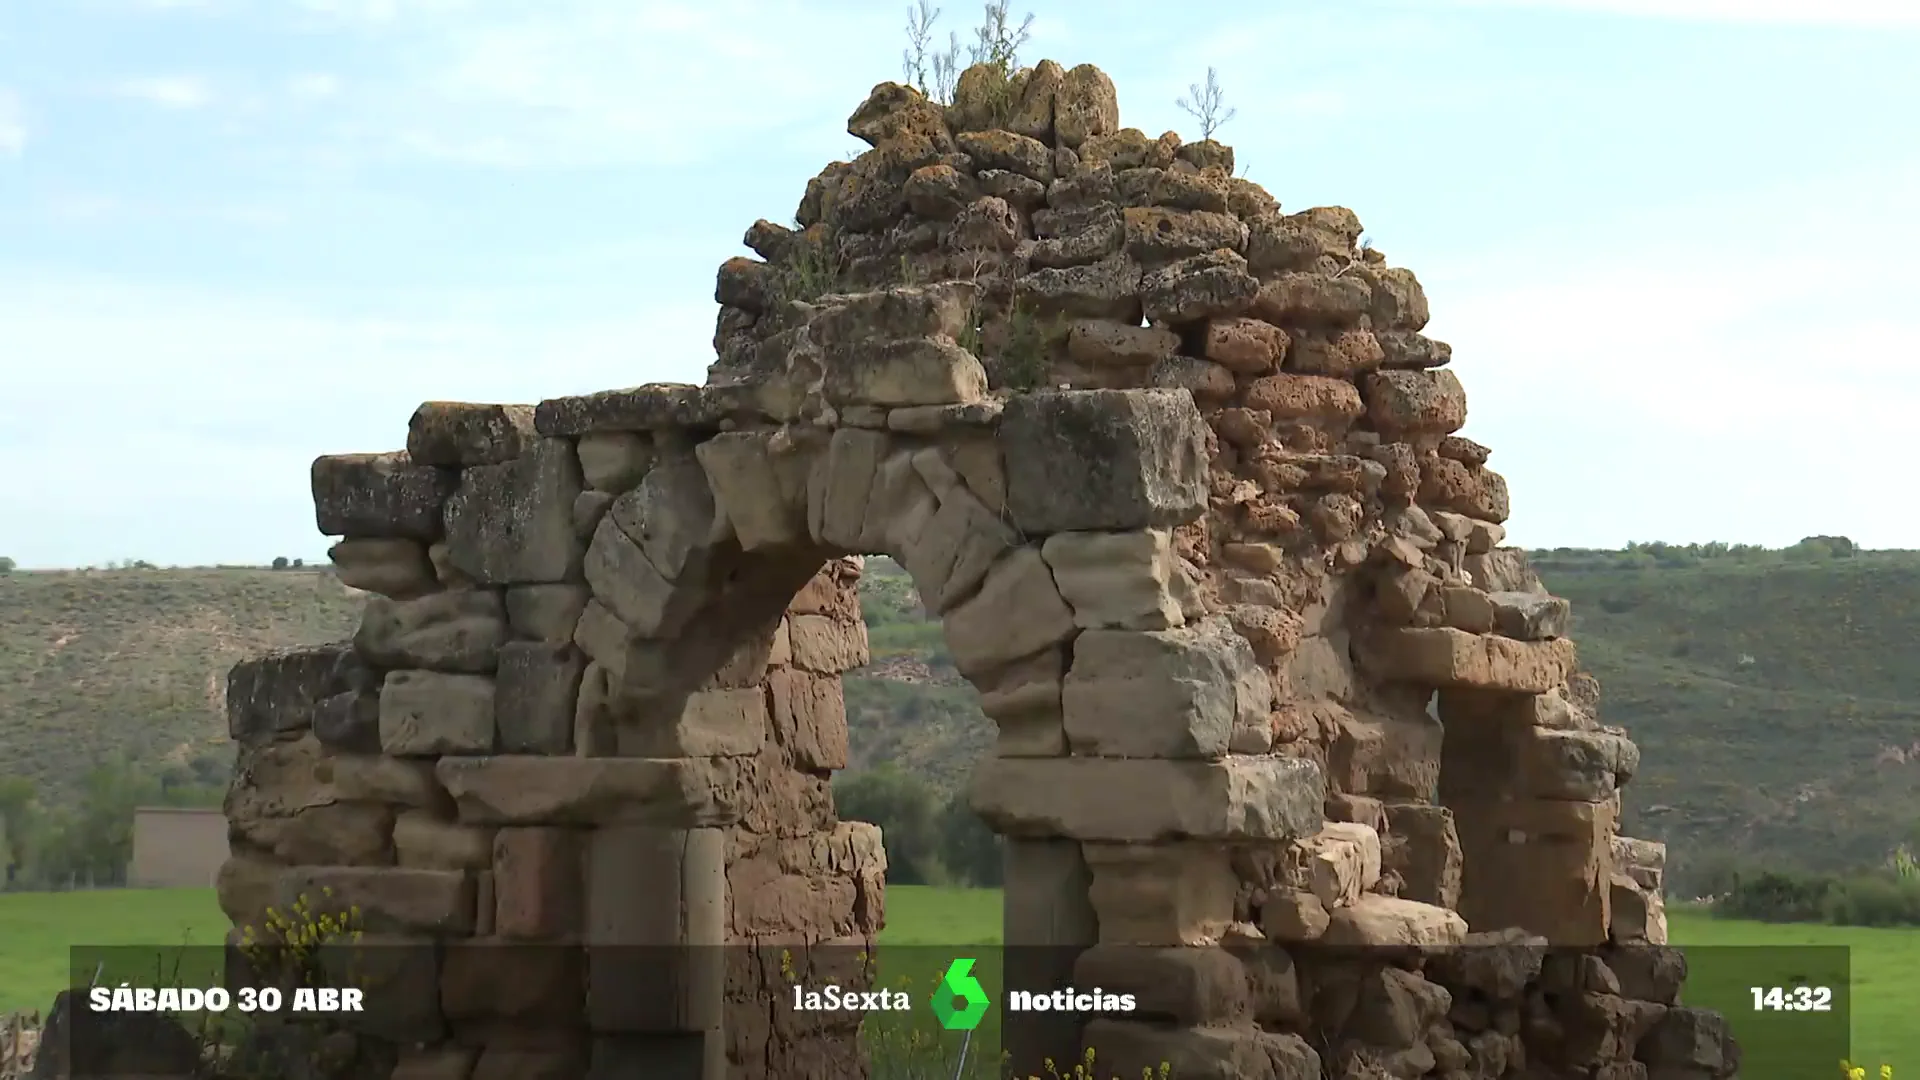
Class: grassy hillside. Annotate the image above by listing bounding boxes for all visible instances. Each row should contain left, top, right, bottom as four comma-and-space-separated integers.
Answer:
0, 568, 361, 796
1541, 551, 1920, 886
6, 548, 1920, 892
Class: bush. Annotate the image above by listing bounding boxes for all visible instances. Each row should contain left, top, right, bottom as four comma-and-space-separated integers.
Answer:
1713, 865, 1920, 927
832, 764, 1003, 887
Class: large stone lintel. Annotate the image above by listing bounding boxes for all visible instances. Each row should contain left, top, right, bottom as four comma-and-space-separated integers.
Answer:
1361, 626, 1575, 692
435, 756, 740, 828
970, 755, 1325, 842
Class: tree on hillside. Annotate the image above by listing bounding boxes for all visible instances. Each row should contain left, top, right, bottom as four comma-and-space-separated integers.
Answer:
0, 556, 15, 573
835, 764, 948, 885
272, 556, 290, 570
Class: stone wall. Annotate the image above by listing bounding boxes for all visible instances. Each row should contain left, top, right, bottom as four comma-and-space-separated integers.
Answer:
212, 60, 1732, 1080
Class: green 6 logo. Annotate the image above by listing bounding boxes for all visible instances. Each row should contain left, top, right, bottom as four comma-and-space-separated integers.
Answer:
931, 958, 990, 1031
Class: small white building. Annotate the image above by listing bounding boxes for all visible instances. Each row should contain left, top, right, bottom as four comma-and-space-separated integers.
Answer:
127, 807, 230, 888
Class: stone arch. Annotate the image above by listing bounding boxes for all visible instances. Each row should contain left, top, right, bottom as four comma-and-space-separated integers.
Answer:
216, 58, 1729, 1080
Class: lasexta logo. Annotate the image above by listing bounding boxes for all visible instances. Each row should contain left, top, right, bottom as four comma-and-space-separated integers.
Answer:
930, 958, 990, 1031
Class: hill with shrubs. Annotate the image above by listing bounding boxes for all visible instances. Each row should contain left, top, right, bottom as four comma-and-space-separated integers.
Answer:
2, 539, 1919, 895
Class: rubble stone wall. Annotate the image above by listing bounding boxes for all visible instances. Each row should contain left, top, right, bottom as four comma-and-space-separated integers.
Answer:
215, 60, 1730, 1080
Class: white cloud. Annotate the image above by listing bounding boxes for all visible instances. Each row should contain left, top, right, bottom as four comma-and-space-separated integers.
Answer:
112, 76, 214, 110
0, 89, 25, 155
1436, 0, 1920, 26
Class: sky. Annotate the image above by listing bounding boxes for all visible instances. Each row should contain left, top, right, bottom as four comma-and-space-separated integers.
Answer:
1, 0, 1916, 568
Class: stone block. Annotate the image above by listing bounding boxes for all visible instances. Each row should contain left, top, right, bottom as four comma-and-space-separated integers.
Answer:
1251, 270, 1372, 325
1491, 590, 1572, 640
472, 1036, 588, 1080
313, 688, 382, 753
317, 932, 446, 1043
356, 591, 508, 674
1040, 528, 1184, 631
1381, 802, 1463, 909
896, 485, 1017, 614
328, 538, 438, 599
276, 866, 474, 936
606, 452, 722, 581
570, 598, 630, 678
406, 402, 535, 466
1140, 249, 1260, 323
1613, 835, 1667, 892
999, 389, 1208, 534
215, 856, 284, 929
1072, 945, 1251, 1025
440, 939, 584, 1022
436, 756, 739, 828
1062, 617, 1270, 759
767, 669, 851, 772
786, 614, 869, 673
1610, 874, 1668, 944
586, 825, 726, 1033
1441, 585, 1496, 633
1285, 821, 1383, 909
970, 755, 1325, 842
1001, 838, 1097, 946
1361, 627, 1576, 693
393, 812, 493, 871
573, 661, 617, 757
1442, 721, 1637, 802
975, 647, 1068, 756
1452, 797, 1613, 945
856, 448, 939, 556
807, 427, 889, 551
493, 827, 584, 940
494, 641, 585, 755
312, 451, 457, 540
1421, 457, 1511, 523
441, 437, 585, 584
226, 644, 348, 743
822, 336, 990, 408
581, 514, 700, 639
1083, 1020, 1320, 1080
391, 1048, 478, 1080
1065, 319, 1179, 367
942, 546, 1077, 679
533, 382, 729, 436
695, 430, 805, 550
1084, 842, 1239, 945
1322, 894, 1468, 947
1261, 891, 1331, 942
505, 583, 590, 643
1326, 710, 1442, 800
576, 431, 653, 492
808, 280, 975, 343
380, 670, 497, 755
1363, 369, 1468, 437
1013, 255, 1144, 322
1244, 373, 1365, 421
616, 687, 767, 758
326, 753, 445, 809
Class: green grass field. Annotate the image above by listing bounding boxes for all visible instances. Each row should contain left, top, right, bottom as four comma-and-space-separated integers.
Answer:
1, 887, 1911, 1073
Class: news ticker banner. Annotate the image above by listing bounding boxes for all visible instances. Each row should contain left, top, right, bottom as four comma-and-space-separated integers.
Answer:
67, 943, 1847, 1077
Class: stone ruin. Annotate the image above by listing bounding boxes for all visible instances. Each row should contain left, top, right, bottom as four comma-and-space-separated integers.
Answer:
214, 61, 1738, 1080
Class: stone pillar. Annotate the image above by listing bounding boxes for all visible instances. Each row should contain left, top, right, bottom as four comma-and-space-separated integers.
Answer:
585, 825, 727, 1076
1000, 838, 1098, 1075
1435, 674, 1637, 945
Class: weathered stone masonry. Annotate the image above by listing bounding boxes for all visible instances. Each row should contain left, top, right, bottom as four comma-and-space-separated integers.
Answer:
219, 60, 1732, 1080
